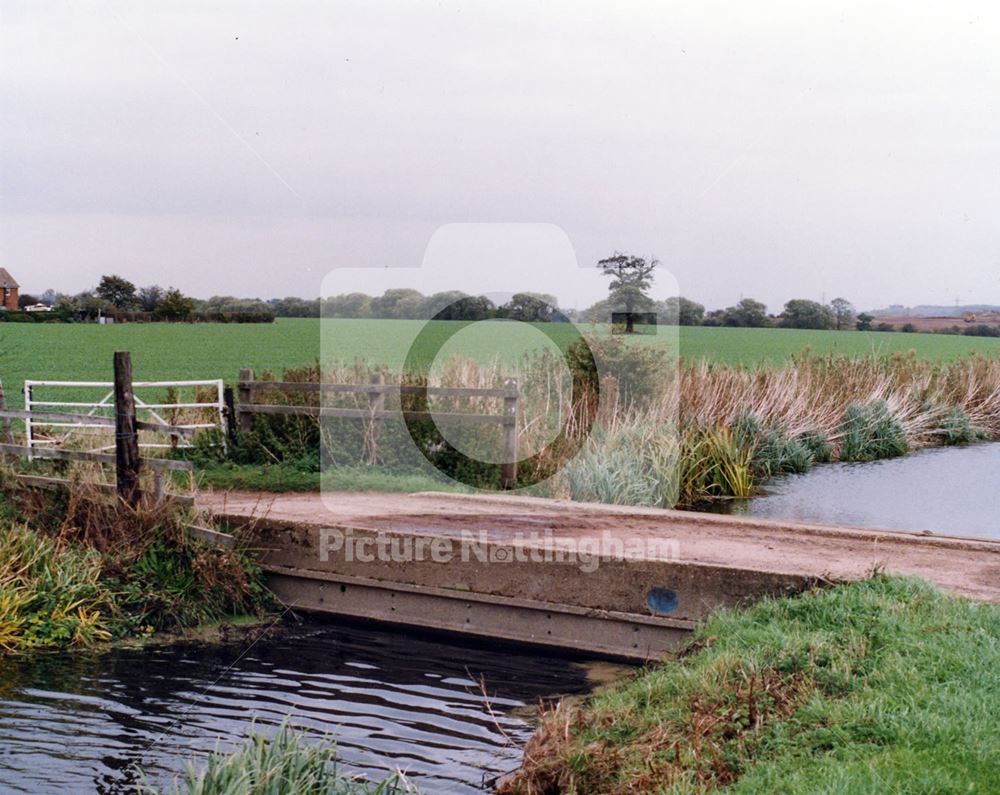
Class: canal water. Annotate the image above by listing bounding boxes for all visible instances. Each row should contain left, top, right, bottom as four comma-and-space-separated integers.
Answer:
0, 621, 605, 794
723, 442, 1000, 539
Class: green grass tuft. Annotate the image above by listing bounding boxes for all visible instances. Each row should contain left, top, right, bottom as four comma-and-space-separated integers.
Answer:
837, 401, 909, 462
941, 406, 976, 445
146, 722, 417, 794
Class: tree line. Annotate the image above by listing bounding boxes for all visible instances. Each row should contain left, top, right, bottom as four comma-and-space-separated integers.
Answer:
17, 259, 998, 337
19, 277, 275, 323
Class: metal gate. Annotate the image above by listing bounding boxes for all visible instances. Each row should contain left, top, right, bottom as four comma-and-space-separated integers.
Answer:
23, 379, 225, 451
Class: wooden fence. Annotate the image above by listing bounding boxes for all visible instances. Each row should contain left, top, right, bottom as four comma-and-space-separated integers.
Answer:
234, 368, 520, 488
0, 354, 194, 506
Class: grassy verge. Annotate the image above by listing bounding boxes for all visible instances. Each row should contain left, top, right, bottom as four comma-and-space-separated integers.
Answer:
193, 462, 468, 495
499, 576, 1000, 794
0, 471, 273, 653
145, 722, 417, 794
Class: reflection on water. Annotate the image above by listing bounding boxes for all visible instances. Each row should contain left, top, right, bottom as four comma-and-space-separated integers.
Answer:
723, 442, 1000, 539
0, 621, 599, 795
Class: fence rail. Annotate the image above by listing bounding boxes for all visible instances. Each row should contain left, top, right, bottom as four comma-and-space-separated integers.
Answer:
1, 354, 196, 506
0, 408, 197, 437
23, 378, 224, 451
235, 369, 520, 488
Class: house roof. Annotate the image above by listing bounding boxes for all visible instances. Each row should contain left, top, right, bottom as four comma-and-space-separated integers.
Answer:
0, 268, 18, 289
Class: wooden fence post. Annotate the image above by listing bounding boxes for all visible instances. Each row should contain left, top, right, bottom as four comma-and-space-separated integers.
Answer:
223, 386, 239, 446
238, 368, 254, 434
0, 380, 13, 444
501, 378, 519, 489
365, 372, 385, 465
114, 351, 141, 508
23, 382, 33, 455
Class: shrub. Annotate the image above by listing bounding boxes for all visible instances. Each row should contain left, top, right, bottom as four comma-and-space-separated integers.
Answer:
756, 430, 814, 476
964, 324, 1000, 338
837, 400, 908, 461
560, 422, 756, 509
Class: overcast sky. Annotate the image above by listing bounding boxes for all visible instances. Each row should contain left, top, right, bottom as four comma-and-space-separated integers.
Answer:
3, 1, 999, 311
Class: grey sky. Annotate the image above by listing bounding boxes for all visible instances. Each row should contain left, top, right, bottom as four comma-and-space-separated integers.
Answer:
2, 1, 999, 311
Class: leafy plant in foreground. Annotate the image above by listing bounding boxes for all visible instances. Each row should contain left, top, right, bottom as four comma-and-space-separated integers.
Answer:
146, 722, 417, 795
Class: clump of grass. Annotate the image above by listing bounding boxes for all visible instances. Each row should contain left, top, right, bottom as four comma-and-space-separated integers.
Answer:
795, 430, 832, 463
146, 722, 417, 795
680, 425, 755, 504
730, 414, 815, 478
499, 576, 1000, 794
560, 424, 681, 508
0, 472, 273, 650
0, 523, 115, 651
836, 400, 908, 462
560, 423, 754, 508
940, 406, 976, 444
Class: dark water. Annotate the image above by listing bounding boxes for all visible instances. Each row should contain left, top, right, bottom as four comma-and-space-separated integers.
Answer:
0, 621, 602, 794
723, 442, 1000, 539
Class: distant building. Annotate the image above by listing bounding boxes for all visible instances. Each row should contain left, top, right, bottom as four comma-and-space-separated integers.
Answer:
0, 268, 18, 312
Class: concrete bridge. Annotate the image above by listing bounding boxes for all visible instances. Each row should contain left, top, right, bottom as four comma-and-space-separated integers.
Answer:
203, 491, 1000, 661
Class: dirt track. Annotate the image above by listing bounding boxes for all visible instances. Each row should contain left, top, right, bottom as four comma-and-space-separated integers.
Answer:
199, 490, 1000, 604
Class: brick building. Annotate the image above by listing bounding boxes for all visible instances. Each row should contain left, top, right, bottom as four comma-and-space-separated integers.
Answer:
0, 268, 18, 312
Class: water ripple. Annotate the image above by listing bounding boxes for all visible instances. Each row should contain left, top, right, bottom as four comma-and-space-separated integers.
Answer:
0, 621, 595, 794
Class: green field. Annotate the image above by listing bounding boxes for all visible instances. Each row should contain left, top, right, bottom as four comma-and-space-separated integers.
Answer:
1, 319, 998, 407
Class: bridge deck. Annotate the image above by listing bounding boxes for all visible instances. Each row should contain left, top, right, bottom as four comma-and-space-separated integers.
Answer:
202, 490, 1000, 659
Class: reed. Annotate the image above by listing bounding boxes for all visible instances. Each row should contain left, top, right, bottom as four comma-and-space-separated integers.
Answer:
555, 349, 1000, 507
214, 347, 1000, 505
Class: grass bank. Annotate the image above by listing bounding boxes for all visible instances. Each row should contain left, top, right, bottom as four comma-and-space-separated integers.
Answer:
145, 723, 416, 795
0, 472, 272, 653
193, 462, 467, 495
499, 576, 1000, 794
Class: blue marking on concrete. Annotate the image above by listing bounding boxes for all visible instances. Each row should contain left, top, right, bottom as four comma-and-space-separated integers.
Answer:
646, 587, 679, 614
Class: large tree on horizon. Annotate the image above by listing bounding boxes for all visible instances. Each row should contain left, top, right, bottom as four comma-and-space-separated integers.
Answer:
830, 297, 855, 330
723, 298, 770, 327
96, 274, 137, 310
781, 299, 835, 330
598, 252, 657, 333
